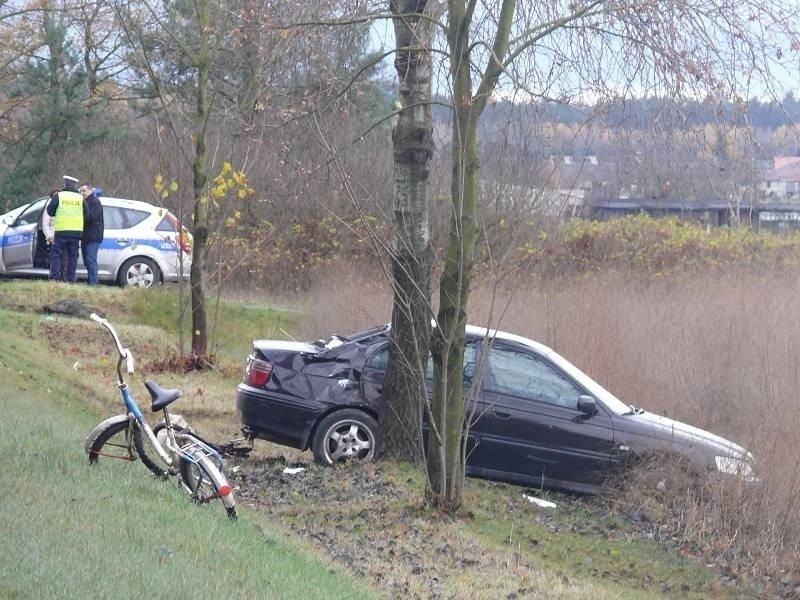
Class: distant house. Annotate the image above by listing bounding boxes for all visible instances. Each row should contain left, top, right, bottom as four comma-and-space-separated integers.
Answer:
545, 154, 618, 212
760, 156, 800, 199
580, 197, 800, 233
503, 153, 800, 231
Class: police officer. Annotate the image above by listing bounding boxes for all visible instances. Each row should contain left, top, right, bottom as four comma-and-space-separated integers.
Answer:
46, 175, 84, 282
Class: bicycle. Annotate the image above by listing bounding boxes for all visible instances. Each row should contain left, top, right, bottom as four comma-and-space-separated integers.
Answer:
84, 313, 237, 519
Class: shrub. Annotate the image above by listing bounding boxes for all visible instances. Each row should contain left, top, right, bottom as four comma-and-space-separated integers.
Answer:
541, 214, 800, 275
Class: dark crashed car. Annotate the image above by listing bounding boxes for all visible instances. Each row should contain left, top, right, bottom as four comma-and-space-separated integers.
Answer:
236, 324, 756, 494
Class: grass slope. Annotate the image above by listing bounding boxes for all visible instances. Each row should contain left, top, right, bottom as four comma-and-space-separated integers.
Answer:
0, 299, 372, 600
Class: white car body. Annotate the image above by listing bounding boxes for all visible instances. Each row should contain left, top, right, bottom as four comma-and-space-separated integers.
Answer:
0, 196, 191, 287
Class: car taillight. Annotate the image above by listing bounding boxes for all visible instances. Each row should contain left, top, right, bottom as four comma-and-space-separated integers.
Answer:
246, 357, 272, 387
166, 212, 193, 255
178, 229, 192, 255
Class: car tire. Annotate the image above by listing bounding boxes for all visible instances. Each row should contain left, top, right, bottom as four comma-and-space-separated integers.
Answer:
312, 409, 379, 465
118, 257, 161, 288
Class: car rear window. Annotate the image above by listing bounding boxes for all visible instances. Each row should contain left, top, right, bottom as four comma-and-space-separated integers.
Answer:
366, 340, 477, 385
156, 212, 180, 232
366, 344, 389, 371
104, 207, 149, 230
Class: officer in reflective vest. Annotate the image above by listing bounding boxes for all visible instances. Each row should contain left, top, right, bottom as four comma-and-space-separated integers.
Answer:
46, 175, 85, 282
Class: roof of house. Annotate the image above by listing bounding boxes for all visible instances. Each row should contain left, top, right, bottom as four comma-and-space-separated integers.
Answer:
766, 156, 800, 182
584, 198, 800, 212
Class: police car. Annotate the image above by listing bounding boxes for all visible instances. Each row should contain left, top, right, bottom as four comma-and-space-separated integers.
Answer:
0, 196, 192, 287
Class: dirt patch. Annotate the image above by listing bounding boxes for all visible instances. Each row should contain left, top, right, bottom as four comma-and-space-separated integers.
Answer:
233, 456, 554, 599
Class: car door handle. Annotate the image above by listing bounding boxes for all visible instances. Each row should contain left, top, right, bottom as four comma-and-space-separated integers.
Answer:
492, 409, 511, 419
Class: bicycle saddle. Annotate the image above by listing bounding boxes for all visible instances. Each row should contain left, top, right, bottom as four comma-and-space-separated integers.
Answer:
144, 380, 183, 412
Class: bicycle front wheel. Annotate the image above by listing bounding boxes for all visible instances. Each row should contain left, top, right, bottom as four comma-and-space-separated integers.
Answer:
88, 419, 169, 479
179, 452, 237, 519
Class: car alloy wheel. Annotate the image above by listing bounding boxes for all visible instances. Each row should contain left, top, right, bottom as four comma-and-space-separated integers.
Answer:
119, 257, 160, 288
312, 409, 379, 465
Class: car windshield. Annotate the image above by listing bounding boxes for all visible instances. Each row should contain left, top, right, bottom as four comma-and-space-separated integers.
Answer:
482, 327, 634, 415
13, 199, 46, 226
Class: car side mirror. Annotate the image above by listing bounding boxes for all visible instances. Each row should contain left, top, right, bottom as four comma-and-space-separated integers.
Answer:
577, 395, 597, 418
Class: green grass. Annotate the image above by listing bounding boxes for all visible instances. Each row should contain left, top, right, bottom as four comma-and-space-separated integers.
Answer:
129, 286, 297, 362
0, 319, 375, 600
0, 279, 298, 363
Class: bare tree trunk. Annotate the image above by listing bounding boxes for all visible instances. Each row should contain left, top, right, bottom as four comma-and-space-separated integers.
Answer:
426, 0, 515, 512
190, 0, 210, 359
426, 0, 475, 511
43, 11, 66, 147
428, 116, 479, 510
380, 0, 436, 461
80, 3, 100, 99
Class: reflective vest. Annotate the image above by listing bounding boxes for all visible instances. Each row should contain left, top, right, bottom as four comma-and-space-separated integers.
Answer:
53, 191, 84, 232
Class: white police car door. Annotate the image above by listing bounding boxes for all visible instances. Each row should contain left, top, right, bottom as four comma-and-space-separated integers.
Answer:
98, 203, 153, 277
1, 199, 46, 271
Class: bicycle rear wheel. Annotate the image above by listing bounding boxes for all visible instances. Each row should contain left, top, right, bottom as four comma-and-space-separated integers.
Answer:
88, 419, 169, 479
179, 451, 237, 519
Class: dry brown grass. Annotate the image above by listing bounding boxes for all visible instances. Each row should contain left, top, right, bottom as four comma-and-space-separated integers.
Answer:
300, 266, 800, 591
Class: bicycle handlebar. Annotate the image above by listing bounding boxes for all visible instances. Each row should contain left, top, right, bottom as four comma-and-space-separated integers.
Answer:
89, 313, 135, 374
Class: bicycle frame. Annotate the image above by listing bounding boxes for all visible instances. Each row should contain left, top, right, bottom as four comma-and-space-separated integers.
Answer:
87, 313, 175, 467
86, 313, 234, 514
